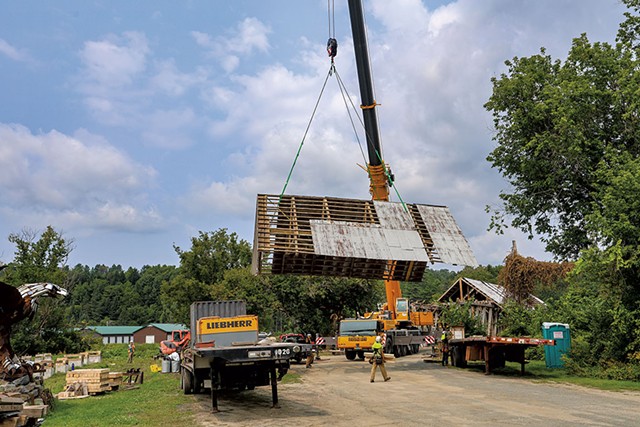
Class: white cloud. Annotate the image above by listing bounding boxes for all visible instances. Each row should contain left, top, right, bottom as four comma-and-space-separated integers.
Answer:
0, 124, 161, 232
79, 31, 149, 89
150, 60, 208, 96
191, 17, 271, 72
0, 38, 31, 62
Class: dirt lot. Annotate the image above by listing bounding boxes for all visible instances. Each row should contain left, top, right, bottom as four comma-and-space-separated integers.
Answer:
191, 351, 640, 426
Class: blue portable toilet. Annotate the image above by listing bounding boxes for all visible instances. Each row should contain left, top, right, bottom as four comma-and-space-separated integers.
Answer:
542, 322, 571, 368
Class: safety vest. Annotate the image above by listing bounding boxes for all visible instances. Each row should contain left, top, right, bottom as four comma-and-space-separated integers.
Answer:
372, 341, 383, 355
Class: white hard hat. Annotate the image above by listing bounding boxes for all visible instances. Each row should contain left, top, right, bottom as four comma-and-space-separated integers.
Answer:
375, 336, 381, 342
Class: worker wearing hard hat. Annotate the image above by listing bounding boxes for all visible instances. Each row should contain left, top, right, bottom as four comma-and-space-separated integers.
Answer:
305, 334, 315, 368
369, 335, 390, 382
441, 330, 449, 366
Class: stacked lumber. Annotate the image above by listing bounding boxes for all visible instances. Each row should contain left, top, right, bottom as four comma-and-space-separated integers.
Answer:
107, 372, 123, 391
58, 368, 123, 399
65, 369, 111, 395
0, 376, 50, 427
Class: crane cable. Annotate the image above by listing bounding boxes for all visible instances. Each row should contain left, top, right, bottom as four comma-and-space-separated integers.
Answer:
333, 67, 407, 211
279, 67, 333, 198
281, 1, 407, 211
328, 0, 335, 39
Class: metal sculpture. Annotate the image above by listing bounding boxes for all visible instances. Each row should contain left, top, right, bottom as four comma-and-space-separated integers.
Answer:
0, 264, 68, 377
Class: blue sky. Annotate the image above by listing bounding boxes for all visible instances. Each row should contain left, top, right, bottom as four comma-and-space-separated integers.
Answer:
0, 0, 628, 269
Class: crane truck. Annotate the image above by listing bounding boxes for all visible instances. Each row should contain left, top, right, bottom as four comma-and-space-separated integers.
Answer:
335, 0, 437, 359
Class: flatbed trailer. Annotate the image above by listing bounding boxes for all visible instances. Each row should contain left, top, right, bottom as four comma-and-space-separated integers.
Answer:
448, 336, 555, 375
180, 300, 311, 412
181, 341, 305, 412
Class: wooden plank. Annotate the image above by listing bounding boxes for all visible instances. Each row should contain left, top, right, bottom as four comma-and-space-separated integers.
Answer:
21, 405, 48, 418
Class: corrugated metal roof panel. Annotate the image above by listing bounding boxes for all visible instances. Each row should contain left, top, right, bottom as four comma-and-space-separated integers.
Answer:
310, 220, 428, 262
416, 205, 478, 267
374, 201, 415, 230
465, 278, 506, 305
148, 323, 188, 332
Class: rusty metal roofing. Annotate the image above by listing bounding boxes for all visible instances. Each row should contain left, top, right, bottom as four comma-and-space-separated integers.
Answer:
252, 194, 477, 282
416, 205, 478, 267
310, 220, 429, 261
438, 277, 545, 307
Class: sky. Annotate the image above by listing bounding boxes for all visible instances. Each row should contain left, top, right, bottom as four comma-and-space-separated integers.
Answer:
0, 0, 629, 270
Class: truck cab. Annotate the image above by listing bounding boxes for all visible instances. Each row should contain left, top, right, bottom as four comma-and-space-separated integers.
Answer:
337, 319, 384, 360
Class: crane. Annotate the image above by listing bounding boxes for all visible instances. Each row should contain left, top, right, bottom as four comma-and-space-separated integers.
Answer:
347, 0, 408, 326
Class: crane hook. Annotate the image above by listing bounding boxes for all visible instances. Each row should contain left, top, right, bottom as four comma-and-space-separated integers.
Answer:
327, 38, 338, 60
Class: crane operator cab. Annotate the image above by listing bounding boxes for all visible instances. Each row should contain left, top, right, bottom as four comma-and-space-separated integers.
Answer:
395, 298, 409, 322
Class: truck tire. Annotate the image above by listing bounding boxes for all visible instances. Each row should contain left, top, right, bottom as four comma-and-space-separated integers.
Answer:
357, 350, 365, 360
345, 350, 356, 360
182, 370, 194, 395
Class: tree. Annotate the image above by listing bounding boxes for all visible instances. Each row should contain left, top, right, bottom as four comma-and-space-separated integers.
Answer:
485, 0, 640, 369
161, 229, 252, 323
402, 268, 457, 302
485, 30, 638, 260
3, 226, 86, 355
7, 226, 74, 284
173, 229, 251, 285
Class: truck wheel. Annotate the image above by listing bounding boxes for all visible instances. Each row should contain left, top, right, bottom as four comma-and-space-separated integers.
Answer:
357, 350, 365, 360
182, 370, 193, 395
345, 350, 356, 360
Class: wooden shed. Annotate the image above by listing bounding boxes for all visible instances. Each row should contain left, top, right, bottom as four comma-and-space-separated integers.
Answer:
133, 323, 187, 344
438, 277, 544, 336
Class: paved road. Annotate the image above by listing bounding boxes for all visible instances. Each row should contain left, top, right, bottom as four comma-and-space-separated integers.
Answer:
192, 352, 640, 426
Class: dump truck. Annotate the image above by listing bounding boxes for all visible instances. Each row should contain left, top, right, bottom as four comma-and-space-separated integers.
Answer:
179, 300, 311, 412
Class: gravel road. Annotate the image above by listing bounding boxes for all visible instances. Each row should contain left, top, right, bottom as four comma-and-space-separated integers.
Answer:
192, 351, 640, 427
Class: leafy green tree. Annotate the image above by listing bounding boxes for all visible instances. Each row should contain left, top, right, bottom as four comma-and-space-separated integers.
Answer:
174, 229, 251, 284
485, 0, 640, 370
3, 226, 86, 355
485, 34, 637, 260
438, 300, 484, 336
455, 265, 502, 284
402, 268, 457, 302
161, 229, 251, 324
160, 275, 210, 325
6, 226, 73, 284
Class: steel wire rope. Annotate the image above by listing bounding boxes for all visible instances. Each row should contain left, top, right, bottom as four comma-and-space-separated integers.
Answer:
328, 0, 335, 39
279, 66, 333, 198
333, 68, 408, 211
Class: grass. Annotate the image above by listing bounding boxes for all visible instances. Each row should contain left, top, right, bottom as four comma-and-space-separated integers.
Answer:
462, 360, 640, 392
43, 344, 306, 426
44, 344, 196, 427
